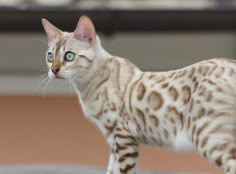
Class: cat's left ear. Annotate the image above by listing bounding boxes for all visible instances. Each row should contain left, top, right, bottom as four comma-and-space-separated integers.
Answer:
42, 18, 61, 42
73, 15, 96, 44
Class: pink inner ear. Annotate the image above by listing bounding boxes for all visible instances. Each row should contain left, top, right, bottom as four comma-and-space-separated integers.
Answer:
42, 18, 61, 42
74, 16, 96, 44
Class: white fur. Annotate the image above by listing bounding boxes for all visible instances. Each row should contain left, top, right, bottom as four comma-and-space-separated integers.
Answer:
174, 131, 194, 151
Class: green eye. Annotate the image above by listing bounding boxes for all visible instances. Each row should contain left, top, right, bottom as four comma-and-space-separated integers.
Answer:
47, 52, 54, 62
64, 51, 75, 62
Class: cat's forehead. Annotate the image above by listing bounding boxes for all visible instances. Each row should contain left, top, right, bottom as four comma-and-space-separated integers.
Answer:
48, 33, 90, 52
49, 34, 69, 50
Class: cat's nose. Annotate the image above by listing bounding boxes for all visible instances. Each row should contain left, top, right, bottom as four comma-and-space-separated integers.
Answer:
51, 67, 60, 75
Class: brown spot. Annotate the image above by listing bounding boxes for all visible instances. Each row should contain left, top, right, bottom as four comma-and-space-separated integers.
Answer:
208, 80, 217, 86
182, 86, 191, 104
170, 118, 175, 124
208, 65, 218, 76
120, 163, 136, 174
150, 115, 159, 127
105, 121, 117, 136
169, 72, 176, 78
136, 108, 146, 126
229, 68, 235, 77
174, 70, 187, 79
187, 118, 191, 129
110, 103, 117, 111
169, 86, 179, 101
206, 91, 213, 101
215, 155, 223, 167
209, 144, 224, 155
229, 148, 236, 157
198, 66, 209, 76
193, 82, 199, 93
201, 136, 209, 148
203, 151, 207, 158
182, 69, 188, 76
156, 76, 166, 83
168, 106, 184, 127
218, 143, 228, 151
149, 127, 153, 133
147, 91, 164, 111
188, 67, 195, 79
196, 122, 209, 137
195, 138, 199, 147
198, 86, 207, 96
192, 125, 196, 136
129, 80, 140, 112
164, 129, 169, 139
215, 67, 225, 78
116, 127, 122, 132
147, 74, 156, 80
116, 143, 127, 152
197, 108, 205, 119
216, 87, 223, 93
95, 68, 110, 90
161, 82, 169, 88
215, 99, 228, 105
173, 127, 177, 136
115, 60, 121, 91
137, 82, 146, 101
189, 98, 194, 112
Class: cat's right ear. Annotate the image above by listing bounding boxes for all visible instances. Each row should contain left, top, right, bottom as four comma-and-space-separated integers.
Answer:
73, 15, 96, 44
41, 18, 61, 42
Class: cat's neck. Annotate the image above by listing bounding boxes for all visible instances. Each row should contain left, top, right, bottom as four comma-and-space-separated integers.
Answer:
72, 36, 111, 97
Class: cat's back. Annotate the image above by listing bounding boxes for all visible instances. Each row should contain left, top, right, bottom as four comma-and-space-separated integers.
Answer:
142, 58, 236, 90
129, 58, 236, 116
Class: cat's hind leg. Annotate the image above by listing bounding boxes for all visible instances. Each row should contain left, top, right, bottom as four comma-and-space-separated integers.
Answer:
225, 158, 236, 174
191, 120, 236, 174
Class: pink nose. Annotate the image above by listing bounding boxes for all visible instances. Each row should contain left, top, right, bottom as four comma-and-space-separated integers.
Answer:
51, 67, 60, 75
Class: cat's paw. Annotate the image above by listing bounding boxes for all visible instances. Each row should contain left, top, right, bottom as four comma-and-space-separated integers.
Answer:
106, 170, 114, 174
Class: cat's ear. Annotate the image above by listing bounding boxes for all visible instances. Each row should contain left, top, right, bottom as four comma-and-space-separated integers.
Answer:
41, 18, 61, 42
73, 15, 96, 44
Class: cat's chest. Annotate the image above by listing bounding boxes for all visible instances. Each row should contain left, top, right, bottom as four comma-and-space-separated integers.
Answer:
79, 88, 121, 141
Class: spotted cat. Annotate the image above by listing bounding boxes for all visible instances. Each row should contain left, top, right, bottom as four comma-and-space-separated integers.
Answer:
42, 15, 236, 174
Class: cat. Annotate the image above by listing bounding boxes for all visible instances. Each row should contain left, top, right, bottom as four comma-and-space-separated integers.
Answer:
42, 15, 236, 174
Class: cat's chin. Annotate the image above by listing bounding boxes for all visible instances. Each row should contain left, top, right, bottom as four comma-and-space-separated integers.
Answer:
48, 74, 67, 80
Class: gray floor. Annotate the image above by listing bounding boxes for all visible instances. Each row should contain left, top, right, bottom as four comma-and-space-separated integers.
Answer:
0, 165, 194, 174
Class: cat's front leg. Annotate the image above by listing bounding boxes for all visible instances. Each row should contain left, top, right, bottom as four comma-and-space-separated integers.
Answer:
106, 150, 116, 174
112, 134, 139, 174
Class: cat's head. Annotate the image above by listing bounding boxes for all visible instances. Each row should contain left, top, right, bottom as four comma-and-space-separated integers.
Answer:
42, 15, 107, 81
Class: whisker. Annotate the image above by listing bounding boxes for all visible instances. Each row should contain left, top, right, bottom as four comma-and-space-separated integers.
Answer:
68, 79, 74, 95
38, 74, 48, 78
36, 76, 49, 90
43, 78, 51, 98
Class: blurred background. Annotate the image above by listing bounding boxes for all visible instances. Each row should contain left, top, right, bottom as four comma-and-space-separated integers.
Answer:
0, 0, 235, 173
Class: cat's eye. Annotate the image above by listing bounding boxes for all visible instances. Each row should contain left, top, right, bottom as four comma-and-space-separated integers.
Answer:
47, 52, 54, 62
64, 51, 75, 62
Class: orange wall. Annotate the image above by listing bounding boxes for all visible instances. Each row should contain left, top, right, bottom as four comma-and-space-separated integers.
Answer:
0, 96, 221, 173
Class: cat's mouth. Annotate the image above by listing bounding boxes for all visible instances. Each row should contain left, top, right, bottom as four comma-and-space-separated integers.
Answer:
48, 71, 65, 80
55, 76, 64, 80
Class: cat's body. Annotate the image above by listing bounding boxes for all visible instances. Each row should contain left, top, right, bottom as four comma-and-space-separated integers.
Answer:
42, 16, 236, 174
